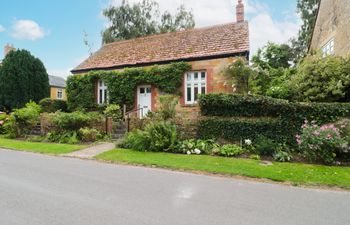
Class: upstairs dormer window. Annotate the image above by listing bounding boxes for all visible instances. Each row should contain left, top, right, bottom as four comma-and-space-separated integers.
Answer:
322, 38, 334, 56
97, 80, 108, 105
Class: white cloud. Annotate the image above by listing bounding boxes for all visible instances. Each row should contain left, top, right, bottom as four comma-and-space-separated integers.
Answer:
0, 25, 5, 32
11, 19, 46, 40
106, 0, 301, 56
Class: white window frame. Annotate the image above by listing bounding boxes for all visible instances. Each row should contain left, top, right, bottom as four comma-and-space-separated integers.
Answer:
57, 88, 63, 100
322, 38, 335, 57
97, 80, 108, 105
185, 71, 207, 105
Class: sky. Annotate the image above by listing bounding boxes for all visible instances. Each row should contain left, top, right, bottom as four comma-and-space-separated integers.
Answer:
0, 0, 301, 79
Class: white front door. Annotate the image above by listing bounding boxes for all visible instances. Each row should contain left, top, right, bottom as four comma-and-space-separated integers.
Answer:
137, 85, 152, 118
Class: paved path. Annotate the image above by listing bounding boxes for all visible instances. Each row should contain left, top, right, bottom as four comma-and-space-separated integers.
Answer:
0, 149, 349, 225
63, 142, 115, 159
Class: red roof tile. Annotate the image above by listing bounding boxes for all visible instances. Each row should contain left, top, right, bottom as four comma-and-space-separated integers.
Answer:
72, 22, 249, 73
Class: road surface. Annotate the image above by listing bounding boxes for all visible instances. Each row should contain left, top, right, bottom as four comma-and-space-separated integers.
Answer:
0, 149, 349, 225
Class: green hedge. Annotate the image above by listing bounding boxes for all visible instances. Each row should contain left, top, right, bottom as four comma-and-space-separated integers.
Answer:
67, 62, 191, 111
39, 98, 68, 113
198, 94, 350, 143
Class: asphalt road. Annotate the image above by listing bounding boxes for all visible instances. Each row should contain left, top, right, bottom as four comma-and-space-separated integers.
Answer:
0, 149, 350, 225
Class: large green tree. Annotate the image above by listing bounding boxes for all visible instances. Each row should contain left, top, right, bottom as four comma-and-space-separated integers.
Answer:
291, 0, 320, 62
250, 42, 296, 99
0, 50, 50, 110
102, 0, 195, 44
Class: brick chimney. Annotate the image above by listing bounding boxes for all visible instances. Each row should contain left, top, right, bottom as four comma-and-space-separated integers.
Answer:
236, 0, 245, 22
4, 44, 16, 57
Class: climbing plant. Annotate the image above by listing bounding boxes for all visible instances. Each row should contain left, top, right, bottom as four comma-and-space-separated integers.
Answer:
66, 62, 191, 111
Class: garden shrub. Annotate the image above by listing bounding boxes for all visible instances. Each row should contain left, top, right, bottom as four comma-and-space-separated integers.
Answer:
39, 98, 68, 113
52, 111, 103, 131
177, 139, 219, 155
217, 144, 246, 157
47, 131, 79, 144
78, 128, 104, 142
103, 104, 122, 122
273, 150, 293, 162
296, 120, 348, 164
4, 101, 41, 138
144, 122, 177, 152
254, 136, 279, 156
119, 129, 150, 151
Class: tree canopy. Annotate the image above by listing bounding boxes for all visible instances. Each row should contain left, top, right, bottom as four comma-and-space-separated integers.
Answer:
102, 0, 195, 44
291, 0, 320, 62
0, 50, 50, 111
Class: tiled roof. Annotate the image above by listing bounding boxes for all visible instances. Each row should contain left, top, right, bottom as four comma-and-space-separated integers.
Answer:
49, 75, 66, 88
72, 21, 249, 73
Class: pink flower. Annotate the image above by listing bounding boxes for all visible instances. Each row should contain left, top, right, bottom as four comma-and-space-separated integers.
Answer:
326, 134, 333, 140
0, 120, 4, 126
313, 131, 320, 136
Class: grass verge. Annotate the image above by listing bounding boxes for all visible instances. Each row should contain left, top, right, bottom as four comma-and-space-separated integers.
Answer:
0, 138, 86, 155
96, 149, 350, 190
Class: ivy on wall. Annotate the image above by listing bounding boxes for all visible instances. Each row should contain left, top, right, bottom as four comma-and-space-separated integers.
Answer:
66, 62, 191, 111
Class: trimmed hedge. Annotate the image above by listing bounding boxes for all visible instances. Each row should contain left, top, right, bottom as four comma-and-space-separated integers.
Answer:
198, 94, 350, 143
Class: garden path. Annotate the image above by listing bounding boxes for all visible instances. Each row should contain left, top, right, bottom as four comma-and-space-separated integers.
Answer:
63, 142, 115, 159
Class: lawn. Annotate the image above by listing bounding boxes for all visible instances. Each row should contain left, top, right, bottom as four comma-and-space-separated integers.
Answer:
97, 149, 350, 190
0, 138, 86, 155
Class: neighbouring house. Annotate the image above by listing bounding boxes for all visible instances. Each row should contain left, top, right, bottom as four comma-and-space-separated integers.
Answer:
71, 0, 249, 119
49, 75, 67, 100
309, 0, 350, 57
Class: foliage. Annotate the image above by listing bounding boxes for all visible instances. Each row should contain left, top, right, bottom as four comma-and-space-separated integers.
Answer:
289, 55, 350, 102
199, 94, 350, 144
120, 121, 177, 152
252, 42, 293, 70
104, 104, 123, 122
249, 154, 261, 160
250, 42, 296, 99
52, 111, 103, 131
0, 112, 9, 134
66, 74, 97, 111
39, 98, 68, 113
297, 120, 348, 164
47, 131, 79, 144
4, 102, 41, 138
224, 58, 255, 94
291, 0, 320, 62
157, 95, 178, 120
66, 62, 191, 111
144, 122, 177, 152
78, 128, 104, 142
217, 144, 246, 157
254, 136, 279, 156
273, 151, 293, 162
102, 0, 195, 44
0, 50, 50, 110
177, 139, 219, 155
119, 129, 150, 151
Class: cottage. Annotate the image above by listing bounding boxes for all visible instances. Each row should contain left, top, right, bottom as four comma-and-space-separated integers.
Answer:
309, 0, 350, 57
48, 75, 67, 100
71, 0, 249, 118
